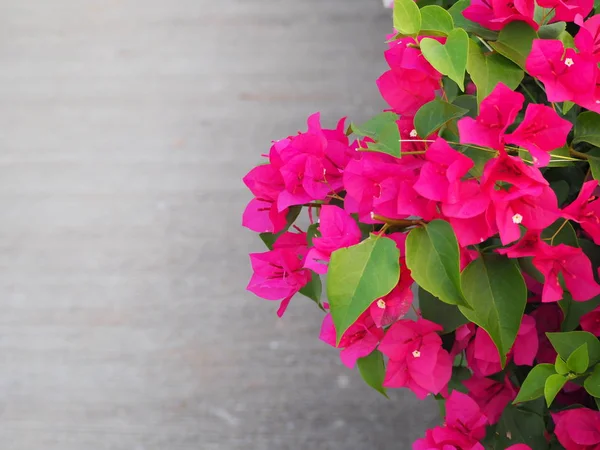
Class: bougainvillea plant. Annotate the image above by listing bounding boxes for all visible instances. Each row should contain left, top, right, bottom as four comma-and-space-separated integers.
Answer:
242, 0, 600, 447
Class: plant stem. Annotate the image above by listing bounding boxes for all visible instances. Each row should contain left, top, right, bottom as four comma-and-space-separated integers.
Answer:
569, 147, 590, 160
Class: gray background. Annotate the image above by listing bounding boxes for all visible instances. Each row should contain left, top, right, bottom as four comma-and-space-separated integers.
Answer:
0, 0, 437, 449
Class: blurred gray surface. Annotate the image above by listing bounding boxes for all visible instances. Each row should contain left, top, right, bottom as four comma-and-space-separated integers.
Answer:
0, 0, 437, 449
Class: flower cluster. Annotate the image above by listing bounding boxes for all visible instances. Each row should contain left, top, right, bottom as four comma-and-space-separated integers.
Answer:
243, 0, 600, 448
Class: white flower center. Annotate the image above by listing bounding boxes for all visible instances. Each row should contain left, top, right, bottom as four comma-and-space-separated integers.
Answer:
412, 350, 421, 358
376, 299, 386, 309
409, 129, 418, 138
512, 213, 523, 224
564, 58, 574, 67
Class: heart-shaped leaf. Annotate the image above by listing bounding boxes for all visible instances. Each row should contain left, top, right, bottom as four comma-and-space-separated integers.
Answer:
414, 99, 468, 138
420, 5, 454, 35
393, 0, 421, 36
420, 28, 469, 90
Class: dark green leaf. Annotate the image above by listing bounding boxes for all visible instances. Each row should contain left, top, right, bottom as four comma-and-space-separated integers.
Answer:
547, 331, 600, 365
306, 223, 320, 247
459, 254, 527, 366
357, 350, 388, 397
299, 271, 323, 308
567, 343, 590, 374
448, 366, 471, 394
448, 0, 499, 40
555, 355, 569, 375
462, 145, 496, 177
489, 22, 538, 68
559, 294, 600, 332
550, 180, 570, 206
584, 364, 600, 397
443, 77, 460, 102
452, 95, 478, 118
541, 219, 579, 247
419, 287, 468, 333
259, 206, 302, 249
420, 5, 454, 35
466, 39, 524, 104
328, 236, 400, 343
538, 22, 566, 39
544, 374, 567, 406
420, 28, 469, 90
394, 0, 422, 36
406, 220, 465, 306
414, 99, 468, 138
495, 405, 549, 449
574, 111, 600, 147
513, 363, 556, 403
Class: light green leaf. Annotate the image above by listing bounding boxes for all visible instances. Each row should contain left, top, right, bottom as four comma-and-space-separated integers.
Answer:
328, 236, 400, 343
414, 99, 468, 138
420, 28, 469, 90
567, 343, 590, 374
466, 39, 524, 104
357, 350, 388, 397
394, 0, 422, 36
547, 331, 600, 365
559, 30, 576, 49
351, 112, 399, 140
574, 111, 600, 146
489, 22, 538, 68
563, 101, 575, 115
513, 363, 556, 403
352, 112, 401, 158
544, 374, 567, 406
419, 287, 468, 334
459, 254, 527, 366
406, 220, 465, 306
584, 364, 600, 397
420, 5, 454, 35
555, 356, 569, 375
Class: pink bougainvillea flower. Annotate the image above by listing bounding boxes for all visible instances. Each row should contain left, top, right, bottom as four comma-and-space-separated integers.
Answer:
247, 232, 312, 316
504, 104, 572, 167
242, 164, 288, 233
452, 323, 476, 357
526, 39, 596, 103
562, 180, 600, 245
482, 151, 549, 189
496, 229, 544, 258
464, 375, 517, 424
377, 37, 442, 116
580, 306, 600, 336
304, 205, 362, 274
462, 0, 537, 31
458, 83, 524, 151
379, 318, 452, 399
467, 327, 503, 377
532, 243, 600, 302
553, 408, 600, 450
538, 0, 593, 22
531, 303, 563, 363
575, 14, 600, 61
269, 113, 354, 211
413, 138, 474, 203
505, 446, 533, 450
512, 314, 539, 366
413, 391, 488, 450
370, 274, 414, 328
319, 312, 384, 369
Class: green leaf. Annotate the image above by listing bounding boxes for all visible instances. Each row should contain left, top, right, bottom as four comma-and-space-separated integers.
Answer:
563, 101, 576, 115
259, 206, 302, 249
489, 22, 538, 68
351, 112, 399, 140
419, 286, 468, 333
589, 155, 600, 181
452, 95, 478, 118
544, 374, 567, 406
414, 99, 468, 138
420, 28, 469, 90
299, 271, 323, 308
357, 350, 388, 397
352, 112, 401, 158
550, 180, 570, 206
534, 3, 555, 24
466, 39, 524, 104
538, 22, 565, 39
559, 30, 576, 49
462, 145, 496, 177
405, 220, 465, 306
394, 0, 422, 36
574, 111, 600, 146
420, 5, 454, 35
555, 355, 569, 375
443, 77, 460, 102
567, 343, 590, 374
448, 366, 471, 394
448, 0, 499, 40
306, 223, 320, 247
495, 405, 549, 449
513, 363, 556, 403
584, 364, 600, 397
559, 294, 600, 332
547, 331, 600, 365
328, 235, 400, 343
541, 219, 579, 247
458, 254, 527, 366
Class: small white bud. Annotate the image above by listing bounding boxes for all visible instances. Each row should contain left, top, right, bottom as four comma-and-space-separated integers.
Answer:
564, 58, 574, 67
412, 350, 421, 358
376, 299, 386, 309
409, 129, 418, 138
512, 213, 523, 224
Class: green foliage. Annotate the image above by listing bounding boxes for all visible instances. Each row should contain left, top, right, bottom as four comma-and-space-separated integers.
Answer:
447, 0, 498, 40
394, 0, 422, 36
466, 39, 524, 104
357, 350, 388, 397
328, 235, 400, 344
352, 112, 401, 157
299, 271, 323, 309
406, 220, 466, 306
544, 373, 567, 406
574, 111, 600, 147
555, 355, 569, 375
567, 343, 590, 374
459, 254, 527, 366
495, 405, 549, 449
489, 22, 538, 68
418, 286, 468, 333
546, 331, 600, 365
259, 206, 302, 249
420, 5, 454, 35
541, 219, 579, 247
559, 294, 600, 331
414, 99, 468, 138
420, 28, 469, 90
514, 363, 557, 403
585, 364, 600, 398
